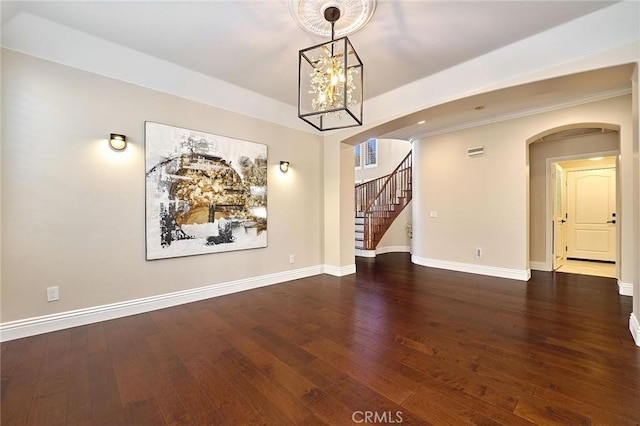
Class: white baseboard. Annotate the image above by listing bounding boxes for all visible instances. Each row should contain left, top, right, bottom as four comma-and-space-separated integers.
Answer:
355, 246, 410, 258
323, 263, 356, 277
355, 249, 376, 258
411, 255, 531, 281
0, 265, 326, 342
618, 280, 633, 296
630, 313, 640, 347
529, 261, 550, 271
376, 245, 411, 255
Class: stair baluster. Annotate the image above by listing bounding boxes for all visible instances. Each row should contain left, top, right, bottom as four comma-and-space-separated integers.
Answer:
355, 151, 412, 250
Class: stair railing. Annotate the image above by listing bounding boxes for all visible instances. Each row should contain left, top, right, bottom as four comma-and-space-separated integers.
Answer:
354, 151, 412, 250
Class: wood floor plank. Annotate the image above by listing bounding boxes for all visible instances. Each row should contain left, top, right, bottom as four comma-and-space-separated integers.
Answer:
1, 253, 639, 425
25, 390, 67, 426
160, 359, 226, 425
474, 352, 640, 420
143, 333, 196, 425
216, 327, 356, 424
214, 304, 317, 369
513, 395, 592, 425
87, 349, 127, 425
112, 357, 155, 404
532, 386, 640, 426
1, 334, 47, 426
401, 387, 475, 425
526, 344, 640, 390
334, 328, 536, 425
123, 399, 166, 426
66, 327, 92, 425
203, 346, 298, 424
325, 374, 425, 425
302, 337, 414, 405
0, 338, 26, 384
86, 322, 108, 354
144, 314, 227, 424
182, 352, 267, 425
400, 352, 523, 413
221, 347, 321, 424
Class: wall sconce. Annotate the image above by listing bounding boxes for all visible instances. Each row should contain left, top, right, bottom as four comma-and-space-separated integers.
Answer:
279, 161, 290, 173
109, 133, 127, 151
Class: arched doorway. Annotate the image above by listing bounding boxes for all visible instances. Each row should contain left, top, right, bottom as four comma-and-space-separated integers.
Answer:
528, 124, 621, 279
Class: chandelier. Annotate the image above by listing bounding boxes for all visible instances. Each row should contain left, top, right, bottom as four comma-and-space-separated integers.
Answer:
297, 4, 366, 131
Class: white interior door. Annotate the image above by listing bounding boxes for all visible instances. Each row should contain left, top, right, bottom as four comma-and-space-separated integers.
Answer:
552, 163, 567, 270
566, 168, 616, 261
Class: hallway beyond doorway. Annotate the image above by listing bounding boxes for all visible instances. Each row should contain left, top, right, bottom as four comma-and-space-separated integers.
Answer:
556, 258, 616, 278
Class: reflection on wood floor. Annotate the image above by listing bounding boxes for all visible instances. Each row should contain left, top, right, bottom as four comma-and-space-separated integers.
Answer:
1, 253, 636, 425
556, 259, 616, 278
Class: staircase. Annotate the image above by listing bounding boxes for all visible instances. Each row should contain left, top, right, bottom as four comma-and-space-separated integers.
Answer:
355, 151, 412, 252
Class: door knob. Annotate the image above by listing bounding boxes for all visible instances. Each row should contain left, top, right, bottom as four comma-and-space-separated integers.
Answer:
560, 219, 566, 223
607, 220, 616, 224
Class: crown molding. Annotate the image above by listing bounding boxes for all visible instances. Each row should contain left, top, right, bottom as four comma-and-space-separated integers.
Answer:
409, 88, 631, 142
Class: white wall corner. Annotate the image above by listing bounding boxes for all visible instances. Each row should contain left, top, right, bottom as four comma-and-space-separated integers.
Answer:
630, 313, 640, 347
529, 261, 551, 272
0, 265, 324, 342
323, 264, 356, 277
411, 256, 531, 281
618, 280, 633, 297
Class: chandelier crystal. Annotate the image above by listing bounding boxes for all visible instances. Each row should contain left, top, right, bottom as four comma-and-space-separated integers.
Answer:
309, 48, 357, 113
298, 6, 364, 131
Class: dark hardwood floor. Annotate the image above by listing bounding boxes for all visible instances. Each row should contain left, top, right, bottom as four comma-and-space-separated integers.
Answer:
2, 253, 639, 425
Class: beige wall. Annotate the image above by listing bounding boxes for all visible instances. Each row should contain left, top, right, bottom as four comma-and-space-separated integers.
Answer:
529, 132, 619, 265
412, 95, 633, 279
413, 122, 527, 270
323, 140, 339, 267
1, 49, 324, 322
340, 143, 355, 266
378, 204, 412, 249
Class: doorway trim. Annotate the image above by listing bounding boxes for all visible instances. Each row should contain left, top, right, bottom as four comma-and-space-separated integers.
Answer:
545, 150, 630, 284
544, 150, 620, 275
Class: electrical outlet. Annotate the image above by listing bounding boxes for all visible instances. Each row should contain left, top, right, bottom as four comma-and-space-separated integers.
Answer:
476, 248, 483, 259
289, 255, 295, 264
429, 211, 437, 218
46, 286, 59, 302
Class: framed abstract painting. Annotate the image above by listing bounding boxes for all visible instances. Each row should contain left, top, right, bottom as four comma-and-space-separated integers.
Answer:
145, 122, 267, 260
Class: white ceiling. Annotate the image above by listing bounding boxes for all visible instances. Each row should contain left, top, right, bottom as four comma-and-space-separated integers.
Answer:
1, 1, 635, 139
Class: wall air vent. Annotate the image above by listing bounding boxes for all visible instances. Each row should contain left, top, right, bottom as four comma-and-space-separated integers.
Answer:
467, 145, 485, 156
